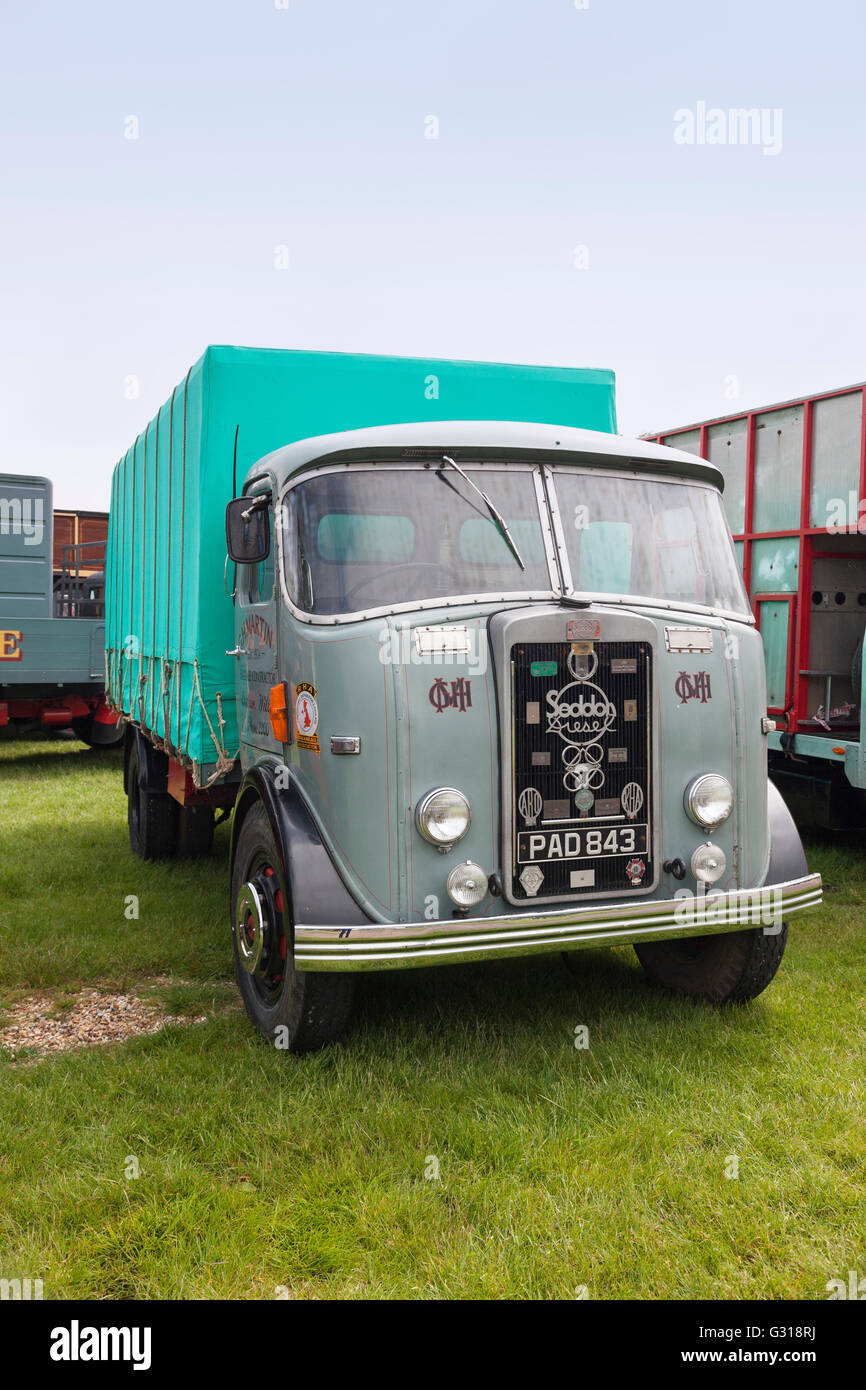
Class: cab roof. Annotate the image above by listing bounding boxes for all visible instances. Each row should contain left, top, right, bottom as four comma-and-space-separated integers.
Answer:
246, 419, 725, 493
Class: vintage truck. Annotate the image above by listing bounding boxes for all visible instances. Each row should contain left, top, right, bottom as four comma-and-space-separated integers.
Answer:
106, 346, 822, 1052
0, 472, 121, 744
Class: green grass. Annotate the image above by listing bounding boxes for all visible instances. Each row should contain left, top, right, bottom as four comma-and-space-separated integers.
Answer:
1, 736, 864, 1299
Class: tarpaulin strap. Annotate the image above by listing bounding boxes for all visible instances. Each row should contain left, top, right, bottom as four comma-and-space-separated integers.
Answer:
188, 657, 238, 787
162, 659, 177, 757
176, 369, 191, 753
136, 662, 148, 725
147, 656, 169, 753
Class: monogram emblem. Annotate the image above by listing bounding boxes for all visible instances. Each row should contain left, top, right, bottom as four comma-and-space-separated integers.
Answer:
428, 677, 473, 713
674, 670, 712, 705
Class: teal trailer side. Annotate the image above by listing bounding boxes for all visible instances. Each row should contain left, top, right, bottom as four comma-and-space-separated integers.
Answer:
106, 346, 616, 784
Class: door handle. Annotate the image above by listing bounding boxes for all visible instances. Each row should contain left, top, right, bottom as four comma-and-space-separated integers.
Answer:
226, 646, 246, 657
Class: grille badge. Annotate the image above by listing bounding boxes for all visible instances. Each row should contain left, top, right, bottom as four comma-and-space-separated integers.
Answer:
519, 865, 545, 896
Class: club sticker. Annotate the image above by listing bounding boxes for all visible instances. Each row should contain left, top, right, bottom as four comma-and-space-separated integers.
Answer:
626, 856, 646, 886
295, 682, 320, 753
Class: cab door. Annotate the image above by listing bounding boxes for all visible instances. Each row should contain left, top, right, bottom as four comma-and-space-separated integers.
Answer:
234, 490, 282, 758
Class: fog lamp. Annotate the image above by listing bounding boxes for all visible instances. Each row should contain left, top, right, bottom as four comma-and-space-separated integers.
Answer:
446, 860, 488, 908
690, 842, 727, 885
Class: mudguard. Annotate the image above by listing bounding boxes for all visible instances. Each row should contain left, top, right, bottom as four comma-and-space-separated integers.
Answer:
124, 727, 169, 795
230, 763, 371, 932
765, 779, 808, 885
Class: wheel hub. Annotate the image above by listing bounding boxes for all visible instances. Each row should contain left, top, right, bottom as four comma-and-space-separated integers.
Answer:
235, 881, 266, 974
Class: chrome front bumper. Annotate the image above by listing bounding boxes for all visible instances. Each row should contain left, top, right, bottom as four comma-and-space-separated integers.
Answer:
294, 873, 823, 972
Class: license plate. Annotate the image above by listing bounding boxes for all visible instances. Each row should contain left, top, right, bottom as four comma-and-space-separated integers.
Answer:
517, 823, 648, 864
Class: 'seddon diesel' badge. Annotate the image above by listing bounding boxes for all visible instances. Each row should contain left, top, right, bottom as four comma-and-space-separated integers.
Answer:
546, 648, 617, 795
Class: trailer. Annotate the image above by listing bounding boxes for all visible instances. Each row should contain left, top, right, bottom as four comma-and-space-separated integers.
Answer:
0, 474, 120, 744
646, 382, 866, 827
107, 345, 820, 1052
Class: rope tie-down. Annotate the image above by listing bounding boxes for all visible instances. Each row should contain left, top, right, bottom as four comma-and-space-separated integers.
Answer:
106, 649, 238, 789
186, 658, 238, 788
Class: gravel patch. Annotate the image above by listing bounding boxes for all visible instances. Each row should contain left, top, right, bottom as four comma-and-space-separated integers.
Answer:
0, 988, 207, 1055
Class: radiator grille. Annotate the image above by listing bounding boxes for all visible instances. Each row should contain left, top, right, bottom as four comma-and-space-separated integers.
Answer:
510, 641, 653, 900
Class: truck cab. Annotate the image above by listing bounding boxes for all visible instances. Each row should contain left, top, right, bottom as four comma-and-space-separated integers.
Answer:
224, 420, 822, 1050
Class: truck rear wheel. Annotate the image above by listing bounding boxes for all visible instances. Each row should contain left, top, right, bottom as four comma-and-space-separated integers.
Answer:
127, 740, 179, 861
634, 925, 788, 1004
231, 803, 354, 1054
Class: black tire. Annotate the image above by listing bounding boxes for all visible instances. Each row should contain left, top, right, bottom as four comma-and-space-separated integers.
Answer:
176, 804, 215, 858
127, 740, 179, 861
634, 924, 788, 1004
231, 802, 354, 1054
80, 719, 125, 749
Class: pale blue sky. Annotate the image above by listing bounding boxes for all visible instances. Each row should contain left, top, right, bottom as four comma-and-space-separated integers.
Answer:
1, 0, 864, 509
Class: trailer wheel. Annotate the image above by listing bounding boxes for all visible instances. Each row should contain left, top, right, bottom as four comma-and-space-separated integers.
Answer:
127, 740, 178, 861
634, 924, 788, 1004
176, 805, 215, 858
231, 802, 354, 1054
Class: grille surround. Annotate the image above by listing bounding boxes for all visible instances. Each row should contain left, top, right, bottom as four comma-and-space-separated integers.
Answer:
506, 639, 655, 905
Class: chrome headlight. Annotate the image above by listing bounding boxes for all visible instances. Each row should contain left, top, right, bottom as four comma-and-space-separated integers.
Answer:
684, 774, 734, 830
415, 787, 471, 850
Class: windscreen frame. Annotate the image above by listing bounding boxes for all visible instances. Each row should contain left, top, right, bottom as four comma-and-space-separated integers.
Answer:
540, 463, 754, 625
276, 460, 562, 625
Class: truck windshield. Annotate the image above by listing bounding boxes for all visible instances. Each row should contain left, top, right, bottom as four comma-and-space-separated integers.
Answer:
282, 467, 552, 615
549, 468, 751, 616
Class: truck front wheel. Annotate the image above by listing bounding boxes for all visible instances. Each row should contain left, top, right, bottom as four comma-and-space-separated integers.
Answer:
127, 740, 178, 860
231, 802, 354, 1054
634, 925, 788, 1004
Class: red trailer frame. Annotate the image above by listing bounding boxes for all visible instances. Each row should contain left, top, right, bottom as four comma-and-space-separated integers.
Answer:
646, 382, 866, 740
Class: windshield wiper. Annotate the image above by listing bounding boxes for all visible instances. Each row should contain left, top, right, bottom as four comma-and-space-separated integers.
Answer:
439, 455, 525, 570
